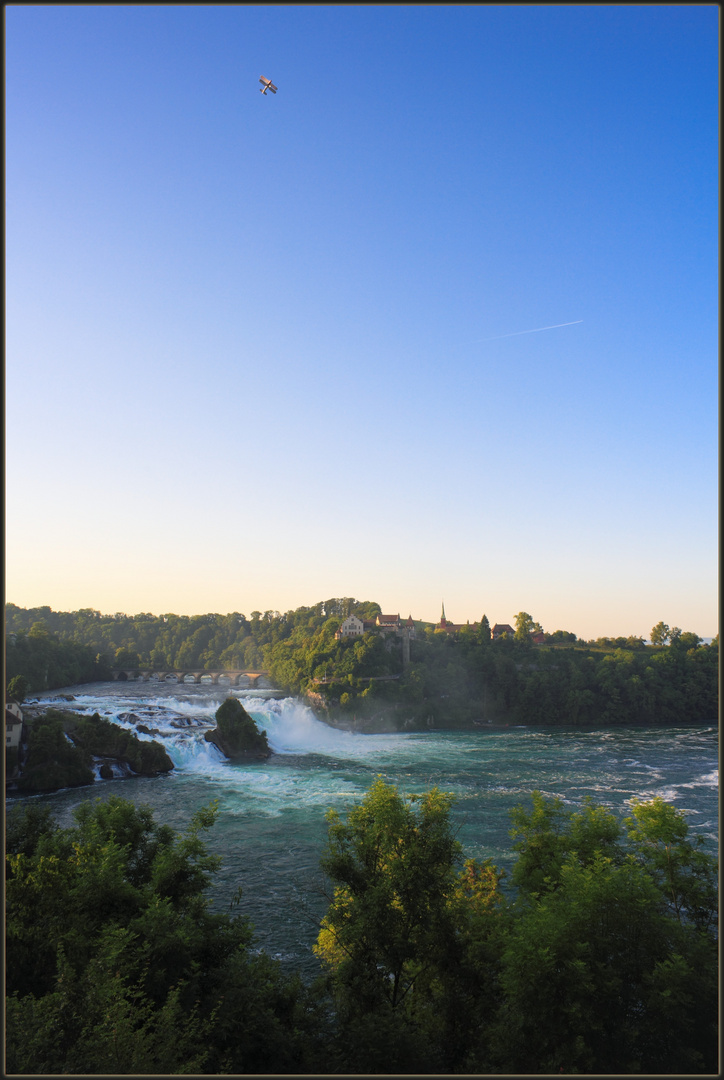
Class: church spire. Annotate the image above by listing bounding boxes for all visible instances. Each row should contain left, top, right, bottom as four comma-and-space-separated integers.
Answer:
440, 600, 446, 627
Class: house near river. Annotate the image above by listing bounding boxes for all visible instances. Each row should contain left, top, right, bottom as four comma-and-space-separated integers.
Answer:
6, 702, 24, 750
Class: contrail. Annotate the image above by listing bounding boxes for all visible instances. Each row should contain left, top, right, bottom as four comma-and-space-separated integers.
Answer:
479, 319, 583, 342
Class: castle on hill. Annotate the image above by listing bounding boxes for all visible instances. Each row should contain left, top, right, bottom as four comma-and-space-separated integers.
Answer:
334, 604, 518, 641
335, 613, 416, 640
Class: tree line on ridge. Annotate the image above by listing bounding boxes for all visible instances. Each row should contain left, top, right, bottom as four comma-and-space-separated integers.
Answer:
5, 600, 718, 726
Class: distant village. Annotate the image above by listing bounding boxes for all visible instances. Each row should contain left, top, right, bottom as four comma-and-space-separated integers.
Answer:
333, 606, 544, 643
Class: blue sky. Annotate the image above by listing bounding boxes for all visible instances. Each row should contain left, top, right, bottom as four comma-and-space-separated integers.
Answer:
5, 4, 718, 639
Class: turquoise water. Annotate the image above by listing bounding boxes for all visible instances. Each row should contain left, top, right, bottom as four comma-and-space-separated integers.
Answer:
12, 682, 718, 977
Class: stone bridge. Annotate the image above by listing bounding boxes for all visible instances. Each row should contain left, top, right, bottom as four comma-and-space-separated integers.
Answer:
112, 669, 270, 687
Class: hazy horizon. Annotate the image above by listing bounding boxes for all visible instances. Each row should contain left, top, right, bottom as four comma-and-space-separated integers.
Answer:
4, 596, 715, 646
6, 6, 718, 643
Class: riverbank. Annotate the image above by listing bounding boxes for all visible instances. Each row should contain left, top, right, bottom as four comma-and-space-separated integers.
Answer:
17, 682, 719, 735
309, 691, 718, 734
6, 700, 176, 796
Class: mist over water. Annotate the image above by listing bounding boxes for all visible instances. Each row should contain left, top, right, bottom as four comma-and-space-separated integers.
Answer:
15, 681, 719, 978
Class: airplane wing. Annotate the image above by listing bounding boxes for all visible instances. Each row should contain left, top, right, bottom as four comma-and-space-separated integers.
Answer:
268, 82, 277, 93
259, 76, 270, 86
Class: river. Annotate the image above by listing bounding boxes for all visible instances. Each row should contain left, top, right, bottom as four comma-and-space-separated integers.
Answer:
9, 680, 719, 979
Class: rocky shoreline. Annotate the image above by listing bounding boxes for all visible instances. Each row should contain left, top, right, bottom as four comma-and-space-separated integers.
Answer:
6, 694, 273, 796
6, 704, 175, 796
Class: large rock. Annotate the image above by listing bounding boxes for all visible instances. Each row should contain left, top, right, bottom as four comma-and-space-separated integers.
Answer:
204, 698, 271, 761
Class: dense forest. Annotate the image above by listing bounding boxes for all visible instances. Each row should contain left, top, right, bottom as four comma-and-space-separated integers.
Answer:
5, 600, 718, 726
6, 782, 718, 1073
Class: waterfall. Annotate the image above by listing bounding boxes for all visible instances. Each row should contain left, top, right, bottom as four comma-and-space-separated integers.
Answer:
43, 686, 410, 775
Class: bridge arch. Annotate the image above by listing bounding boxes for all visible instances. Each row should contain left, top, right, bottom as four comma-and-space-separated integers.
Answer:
111, 668, 270, 686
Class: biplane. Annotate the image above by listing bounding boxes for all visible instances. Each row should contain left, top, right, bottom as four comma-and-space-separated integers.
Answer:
259, 76, 277, 95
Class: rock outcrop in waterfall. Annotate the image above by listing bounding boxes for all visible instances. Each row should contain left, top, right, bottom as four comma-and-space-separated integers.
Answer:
204, 697, 271, 761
